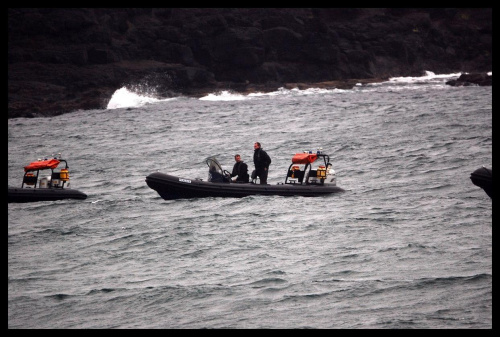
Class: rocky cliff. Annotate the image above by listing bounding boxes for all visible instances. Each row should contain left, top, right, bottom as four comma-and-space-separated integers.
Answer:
8, 8, 492, 118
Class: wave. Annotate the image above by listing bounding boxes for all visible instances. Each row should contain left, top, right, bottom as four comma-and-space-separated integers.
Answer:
199, 90, 249, 101
248, 277, 288, 287
106, 87, 176, 109
46, 293, 74, 300
407, 273, 492, 290
105, 71, 490, 109
386, 71, 463, 84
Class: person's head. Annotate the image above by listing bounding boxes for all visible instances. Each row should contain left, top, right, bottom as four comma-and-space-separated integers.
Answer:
234, 154, 242, 162
254, 142, 261, 150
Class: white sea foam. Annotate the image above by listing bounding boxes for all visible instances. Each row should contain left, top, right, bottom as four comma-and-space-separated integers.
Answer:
106, 71, 491, 107
387, 70, 463, 84
199, 90, 248, 101
106, 87, 175, 109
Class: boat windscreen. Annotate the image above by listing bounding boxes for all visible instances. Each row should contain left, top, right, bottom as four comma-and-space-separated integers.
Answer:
206, 157, 223, 174
206, 156, 228, 182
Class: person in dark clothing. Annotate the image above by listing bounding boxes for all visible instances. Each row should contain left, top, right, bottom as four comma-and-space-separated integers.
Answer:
230, 154, 249, 183
253, 142, 271, 184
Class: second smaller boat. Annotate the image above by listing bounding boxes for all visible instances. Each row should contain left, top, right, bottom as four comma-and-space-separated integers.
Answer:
8, 155, 87, 203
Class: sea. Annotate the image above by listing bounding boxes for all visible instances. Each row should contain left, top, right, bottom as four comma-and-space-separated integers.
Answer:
8, 71, 492, 329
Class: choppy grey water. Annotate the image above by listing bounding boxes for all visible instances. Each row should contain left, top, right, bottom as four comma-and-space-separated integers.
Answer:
8, 73, 492, 329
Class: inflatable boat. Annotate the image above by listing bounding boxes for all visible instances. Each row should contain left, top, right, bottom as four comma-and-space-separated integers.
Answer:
8, 156, 87, 203
470, 166, 492, 198
146, 151, 344, 200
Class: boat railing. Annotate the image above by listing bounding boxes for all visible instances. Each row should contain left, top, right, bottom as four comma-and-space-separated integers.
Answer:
21, 158, 70, 189
22, 172, 39, 188
284, 153, 332, 186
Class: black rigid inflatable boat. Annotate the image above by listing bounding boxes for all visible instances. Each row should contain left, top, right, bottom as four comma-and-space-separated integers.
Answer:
470, 166, 492, 198
146, 151, 344, 200
8, 156, 87, 203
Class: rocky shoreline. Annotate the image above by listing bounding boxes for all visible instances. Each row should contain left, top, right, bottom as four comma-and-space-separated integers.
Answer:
8, 8, 492, 118
445, 72, 492, 87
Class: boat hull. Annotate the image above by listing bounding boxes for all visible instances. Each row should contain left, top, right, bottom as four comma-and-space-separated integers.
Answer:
8, 186, 88, 203
470, 167, 492, 198
146, 172, 344, 200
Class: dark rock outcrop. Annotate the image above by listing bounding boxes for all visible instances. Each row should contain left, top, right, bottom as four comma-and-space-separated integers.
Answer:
446, 72, 492, 86
8, 8, 492, 118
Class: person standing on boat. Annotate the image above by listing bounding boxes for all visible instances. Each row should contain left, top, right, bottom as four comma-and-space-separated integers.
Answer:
230, 154, 250, 183
253, 142, 272, 184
